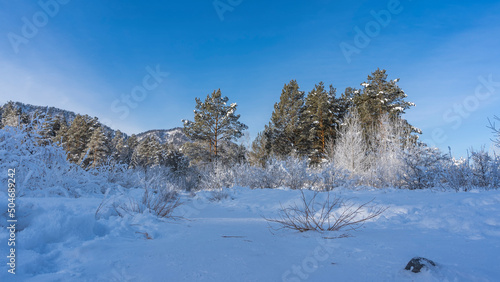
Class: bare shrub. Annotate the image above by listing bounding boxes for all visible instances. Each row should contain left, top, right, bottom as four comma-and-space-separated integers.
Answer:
113, 198, 144, 217
95, 188, 112, 219
112, 187, 182, 219
488, 116, 500, 148
266, 190, 386, 233
142, 187, 182, 219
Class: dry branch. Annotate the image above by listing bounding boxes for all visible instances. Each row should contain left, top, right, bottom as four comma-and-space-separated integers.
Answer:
266, 190, 386, 233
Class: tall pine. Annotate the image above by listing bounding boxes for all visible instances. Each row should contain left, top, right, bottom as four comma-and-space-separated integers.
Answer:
300, 82, 339, 164
182, 89, 247, 165
352, 68, 419, 148
266, 80, 305, 158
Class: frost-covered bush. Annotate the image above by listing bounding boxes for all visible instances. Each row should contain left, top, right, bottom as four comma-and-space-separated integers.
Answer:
444, 157, 474, 192
311, 162, 350, 191
253, 158, 288, 188
470, 148, 493, 188
235, 157, 314, 189
0, 126, 109, 197
399, 144, 447, 190
198, 162, 236, 190
230, 157, 348, 191
442, 149, 500, 191
280, 156, 313, 190
112, 186, 181, 219
489, 154, 500, 189
91, 158, 140, 188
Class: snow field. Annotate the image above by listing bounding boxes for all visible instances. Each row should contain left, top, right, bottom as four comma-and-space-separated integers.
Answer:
1, 187, 500, 281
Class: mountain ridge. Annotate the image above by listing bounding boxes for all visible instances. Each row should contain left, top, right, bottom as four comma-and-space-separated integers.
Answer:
0, 101, 189, 146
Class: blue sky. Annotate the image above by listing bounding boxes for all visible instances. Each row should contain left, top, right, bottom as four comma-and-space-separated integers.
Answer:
1, 0, 499, 157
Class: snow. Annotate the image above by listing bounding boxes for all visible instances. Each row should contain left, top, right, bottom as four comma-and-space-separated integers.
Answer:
1, 187, 500, 281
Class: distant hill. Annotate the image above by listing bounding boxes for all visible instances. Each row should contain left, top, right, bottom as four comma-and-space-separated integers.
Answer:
0, 101, 189, 147
136, 128, 190, 147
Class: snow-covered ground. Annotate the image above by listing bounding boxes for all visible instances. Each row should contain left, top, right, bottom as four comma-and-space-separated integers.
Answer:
1, 186, 500, 281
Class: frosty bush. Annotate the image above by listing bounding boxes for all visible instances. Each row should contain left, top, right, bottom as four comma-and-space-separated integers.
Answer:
442, 148, 500, 191
0, 126, 109, 197
233, 156, 317, 190
309, 161, 349, 191
199, 162, 236, 190
250, 158, 288, 189
113, 186, 182, 219
470, 148, 493, 188
91, 157, 139, 188
399, 144, 447, 190
488, 116, 500, 148
445, 157, 474, 192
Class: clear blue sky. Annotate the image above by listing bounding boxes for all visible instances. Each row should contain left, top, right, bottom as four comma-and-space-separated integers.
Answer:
1, 0, 499, 157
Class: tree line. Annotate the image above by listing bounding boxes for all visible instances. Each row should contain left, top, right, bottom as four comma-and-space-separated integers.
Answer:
183, 68, 419, 167
1, 68, 499, 190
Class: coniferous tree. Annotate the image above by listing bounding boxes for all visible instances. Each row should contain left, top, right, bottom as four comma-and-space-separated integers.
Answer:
266, 80, 305, 158
182, 89, 248, 165
301, 82, 339, 164
248, 131, 270, 167
63, 114, 98, 164
82, 126, 110, 168
1, 101, 21, 128
131, 136, 161, 173
112, 130, 128, 164
27, 111, 57, 145
353, 68, 419, 143
52, 116, 69, 145
159, 142, 188, 173
126, 134, 139, 165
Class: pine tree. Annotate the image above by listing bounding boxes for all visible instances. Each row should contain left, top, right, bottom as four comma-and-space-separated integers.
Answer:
353, 69, 419, 141
1, 101, 21, 128
301, 82, 339, 164
248, 131, 270, 167
82, 126, 110, 168
159, 142, 188, 173
63, 114, 98, 164
182, 89, 248, 165
125, 134, 139, 165
266, 80, 305, 158
131, 136, 162, 173
27, 111, 57, 146
52, 116, 69, 145
112, 130, 128, 164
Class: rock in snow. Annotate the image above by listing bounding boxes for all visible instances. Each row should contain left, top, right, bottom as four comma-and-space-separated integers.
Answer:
405, 257, 437, 273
